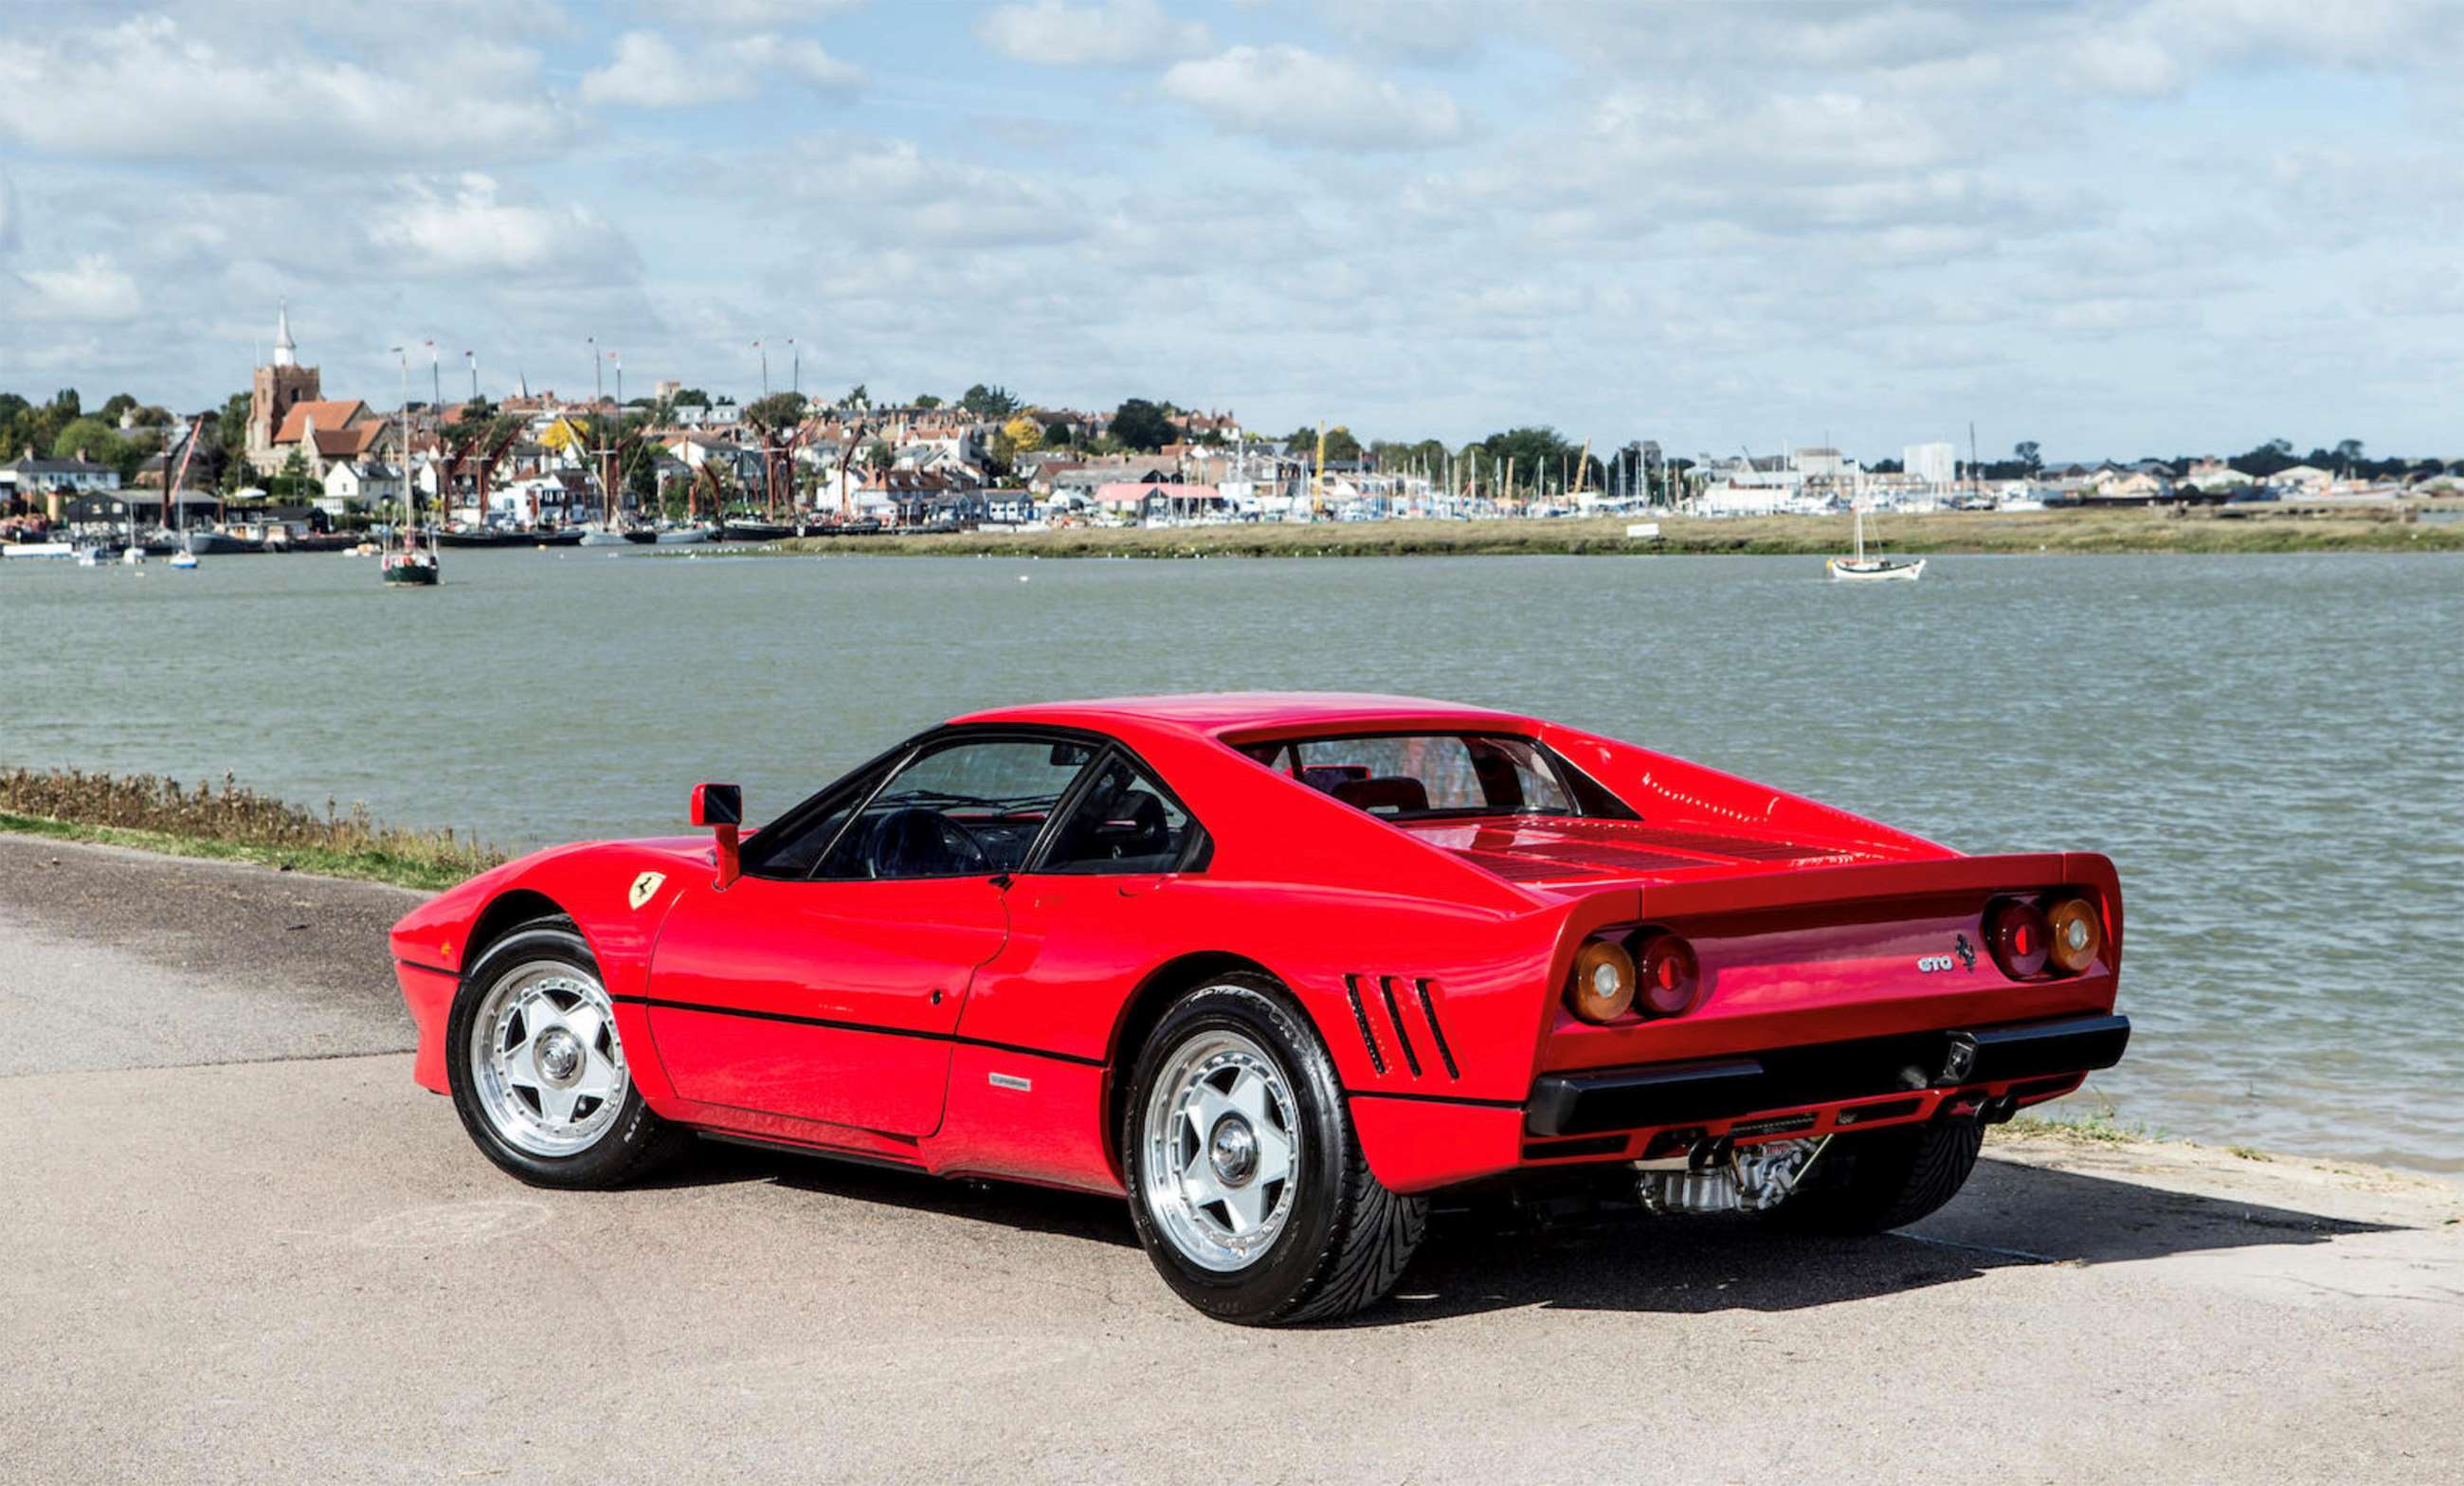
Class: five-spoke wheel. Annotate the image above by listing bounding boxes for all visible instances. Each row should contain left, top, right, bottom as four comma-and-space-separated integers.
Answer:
1123, 973, 1427, 1325
445, 916, 684, 1187
1139, 1029, 1301, 1272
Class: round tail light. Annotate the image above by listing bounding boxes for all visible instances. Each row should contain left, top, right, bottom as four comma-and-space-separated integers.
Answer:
1638, 933, 1699, 1016
2045, 896, 2104, 974
1986, 900, 2052, 979
1567, 939, 1637, 1023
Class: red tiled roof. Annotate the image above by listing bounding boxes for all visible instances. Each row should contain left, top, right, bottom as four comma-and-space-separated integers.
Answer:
274, 400, 375, 444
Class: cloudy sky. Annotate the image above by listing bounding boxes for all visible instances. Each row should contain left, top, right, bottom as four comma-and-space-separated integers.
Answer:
3, 0, 2459, 462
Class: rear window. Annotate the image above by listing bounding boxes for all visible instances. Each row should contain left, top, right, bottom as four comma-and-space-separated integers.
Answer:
1238, 733, 1597, 821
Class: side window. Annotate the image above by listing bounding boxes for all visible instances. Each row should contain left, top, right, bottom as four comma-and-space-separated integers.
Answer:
751, 764, 892, 879
1041, 753, 1192, 875
820, 737, 1096, 880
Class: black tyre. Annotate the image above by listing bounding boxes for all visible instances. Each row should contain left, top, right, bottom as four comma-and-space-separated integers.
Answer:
444, 916, 687, 1189
1123, 973, 1426, 1325
1770, 1117, 1984, 1234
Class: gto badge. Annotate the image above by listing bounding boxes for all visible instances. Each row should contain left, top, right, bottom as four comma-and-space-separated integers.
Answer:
627, 871, 666, 911
1918, 935, 1980, 974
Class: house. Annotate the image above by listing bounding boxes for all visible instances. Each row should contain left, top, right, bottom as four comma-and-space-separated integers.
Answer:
322, 460, 405, 511
267, 399, 389, 478
7, 452, 121, 494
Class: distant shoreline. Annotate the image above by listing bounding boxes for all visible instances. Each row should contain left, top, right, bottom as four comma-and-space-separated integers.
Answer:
747, 505, 2464, 560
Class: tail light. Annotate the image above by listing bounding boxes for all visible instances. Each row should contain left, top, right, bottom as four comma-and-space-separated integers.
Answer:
2045, 895, 2104, 974
1986, 899, 2051, 979
1567, 938, 1636, 1024
1638, 933, 1698, 1016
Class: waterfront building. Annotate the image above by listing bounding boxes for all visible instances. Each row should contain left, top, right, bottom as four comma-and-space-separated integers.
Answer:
1903, 442, 1957, 487
6, 452, 121, 495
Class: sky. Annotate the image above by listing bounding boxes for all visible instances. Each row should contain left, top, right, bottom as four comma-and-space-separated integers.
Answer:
3, 0, 2461, 463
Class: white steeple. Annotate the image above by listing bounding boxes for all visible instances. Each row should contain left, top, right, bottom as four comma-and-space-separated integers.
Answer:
273, 299, 297, 368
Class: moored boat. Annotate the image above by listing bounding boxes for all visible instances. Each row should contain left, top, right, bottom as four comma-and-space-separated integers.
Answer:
1827, 508, 1925, 582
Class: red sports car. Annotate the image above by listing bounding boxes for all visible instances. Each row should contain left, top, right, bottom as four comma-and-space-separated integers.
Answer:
390, 693, 2129, 1324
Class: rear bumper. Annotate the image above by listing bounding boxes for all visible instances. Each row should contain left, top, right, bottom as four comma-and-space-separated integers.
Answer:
1525, 1012, 2130, 1138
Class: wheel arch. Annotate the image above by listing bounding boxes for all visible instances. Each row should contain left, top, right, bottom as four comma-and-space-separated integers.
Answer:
462, 887, 576, 981
1101, 950, 1287, 1181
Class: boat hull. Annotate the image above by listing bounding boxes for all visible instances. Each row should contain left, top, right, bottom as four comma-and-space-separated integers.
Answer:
186, 532, 264, 555
1827, 557, 1926, 582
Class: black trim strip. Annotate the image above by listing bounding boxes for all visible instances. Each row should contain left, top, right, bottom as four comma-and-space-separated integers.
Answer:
1377, 976, 1422, 1078
395, 958, 457, 978
1344, 1087, 1524, 1110
1414, 978, 1460, 1080
1341, 975, 1386, 1075
627, 994, 1105, 1068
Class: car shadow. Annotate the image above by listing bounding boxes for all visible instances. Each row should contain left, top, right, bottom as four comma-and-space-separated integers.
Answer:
647, 1144, 2402, 1319
1369, 1155, 2403, 1324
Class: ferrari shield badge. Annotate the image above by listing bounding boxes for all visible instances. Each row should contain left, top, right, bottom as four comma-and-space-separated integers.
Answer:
627, 871, 666, 911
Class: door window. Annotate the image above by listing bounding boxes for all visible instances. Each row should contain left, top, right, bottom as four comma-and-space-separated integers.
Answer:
819, 737, 1096, 880
1041, 753, 1193, 874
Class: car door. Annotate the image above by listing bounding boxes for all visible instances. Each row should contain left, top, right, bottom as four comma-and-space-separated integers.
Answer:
644, 734, 1096, 1138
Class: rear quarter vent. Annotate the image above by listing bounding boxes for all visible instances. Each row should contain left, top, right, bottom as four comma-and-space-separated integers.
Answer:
1342, 974, 1459, 1082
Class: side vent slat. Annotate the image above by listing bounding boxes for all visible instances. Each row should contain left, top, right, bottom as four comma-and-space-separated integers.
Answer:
1415, 978, 1460, 1080
1341, 974, 1386, 1075
1376, 977, 1422, 1078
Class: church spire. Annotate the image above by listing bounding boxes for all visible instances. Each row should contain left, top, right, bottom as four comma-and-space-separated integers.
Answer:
273, 299, 297, 368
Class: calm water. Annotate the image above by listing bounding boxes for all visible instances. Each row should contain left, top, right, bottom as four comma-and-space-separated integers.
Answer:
5, 547, 2458, 1172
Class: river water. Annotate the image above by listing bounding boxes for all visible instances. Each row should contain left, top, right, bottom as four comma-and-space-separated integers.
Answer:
5, 546, 2457, 1171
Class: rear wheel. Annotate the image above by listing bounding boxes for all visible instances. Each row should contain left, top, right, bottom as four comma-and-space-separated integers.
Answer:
1124, 974, 1426, 1325
1770, 1117, 1984, 1233
444, 917, 685, 1188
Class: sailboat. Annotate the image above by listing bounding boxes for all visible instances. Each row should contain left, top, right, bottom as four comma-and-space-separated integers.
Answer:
381, 378, 440, 587
1827, 507, 1924, 582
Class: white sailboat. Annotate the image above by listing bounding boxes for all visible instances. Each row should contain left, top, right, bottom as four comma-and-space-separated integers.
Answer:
1827, 507, 1924, 582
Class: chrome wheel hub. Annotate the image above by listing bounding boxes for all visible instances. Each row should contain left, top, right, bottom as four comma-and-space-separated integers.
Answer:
1139, 1023, 1300, 1273
467, 960, 628, 1157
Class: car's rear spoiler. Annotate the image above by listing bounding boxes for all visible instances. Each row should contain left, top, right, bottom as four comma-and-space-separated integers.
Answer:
1555, 851, 2121, 943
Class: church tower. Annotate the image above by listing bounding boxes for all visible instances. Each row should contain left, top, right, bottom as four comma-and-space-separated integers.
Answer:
249, 298, 321, 472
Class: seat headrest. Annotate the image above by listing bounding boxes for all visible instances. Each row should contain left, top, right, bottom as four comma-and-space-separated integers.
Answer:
1332, 775, 1430, 815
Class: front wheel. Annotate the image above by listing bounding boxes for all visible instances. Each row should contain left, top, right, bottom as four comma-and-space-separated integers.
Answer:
444, 917, 686, 1188
1769, 1117, 1984, 1234
1124, 975, 1426, 1325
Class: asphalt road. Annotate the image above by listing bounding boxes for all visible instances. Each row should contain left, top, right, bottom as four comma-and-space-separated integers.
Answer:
4, 834, 2459, 1484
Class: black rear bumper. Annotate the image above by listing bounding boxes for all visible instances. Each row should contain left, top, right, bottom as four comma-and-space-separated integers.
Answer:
1524, 1012, 2130, 1138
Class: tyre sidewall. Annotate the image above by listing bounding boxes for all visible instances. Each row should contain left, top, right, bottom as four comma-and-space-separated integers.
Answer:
1124, 976, 1352, 1323
444, 921, 667, 1188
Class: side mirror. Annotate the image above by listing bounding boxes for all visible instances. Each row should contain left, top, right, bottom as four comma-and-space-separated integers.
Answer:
690, 783, 743, 887
689, 783, 742, 827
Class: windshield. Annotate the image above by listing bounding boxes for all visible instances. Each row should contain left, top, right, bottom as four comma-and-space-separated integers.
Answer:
1239, 733, 1585, 821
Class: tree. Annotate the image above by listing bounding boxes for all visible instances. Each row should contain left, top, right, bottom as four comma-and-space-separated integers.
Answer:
1001, 415, 1043, 455
960, 383, 1020, 418
1039, 413, 1077, 448
2332, 438, 2365, 470
741, 391, 808, 435
1110, 398, 1175, 453
914, 393, 944, 409
837, 384, 871, 412
49, 417, 128, 468
2014, 440, 2042, 474
670, 388, 712, 409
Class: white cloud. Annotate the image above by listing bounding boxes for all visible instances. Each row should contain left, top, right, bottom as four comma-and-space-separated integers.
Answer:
1161, 45, 1466, 149
0, 168, 18, 256
367, 175, 637, 280
975, 0, 1212, 67
723, 35, 865, 94
16, 255, 143, 321
0, 15, 575, 162
582, 28, 864, 107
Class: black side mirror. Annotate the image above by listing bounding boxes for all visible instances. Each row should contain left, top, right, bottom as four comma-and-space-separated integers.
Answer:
690, 783, 742, 826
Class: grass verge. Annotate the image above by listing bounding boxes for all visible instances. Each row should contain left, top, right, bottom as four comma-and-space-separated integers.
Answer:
0, 768, 503, 892
750, 505, 2464, 561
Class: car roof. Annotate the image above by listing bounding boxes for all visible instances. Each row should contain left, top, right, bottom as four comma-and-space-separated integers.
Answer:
949, 691, 1542, 739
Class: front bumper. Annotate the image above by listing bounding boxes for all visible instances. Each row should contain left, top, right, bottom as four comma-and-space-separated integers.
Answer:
1524, 1012, 2130, 1138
